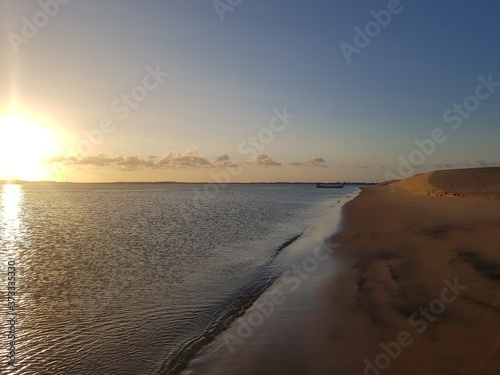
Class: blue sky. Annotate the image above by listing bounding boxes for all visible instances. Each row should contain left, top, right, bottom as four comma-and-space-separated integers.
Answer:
1, 0, 499, 182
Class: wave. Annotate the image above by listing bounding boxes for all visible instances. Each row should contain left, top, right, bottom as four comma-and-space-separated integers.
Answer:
267, 233, 303, 263
158, 233, 303, 375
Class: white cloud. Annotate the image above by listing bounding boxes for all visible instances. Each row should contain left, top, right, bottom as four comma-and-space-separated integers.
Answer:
290, 157, 328, 167
46, 150, 240, 170
247, 153, 282, 166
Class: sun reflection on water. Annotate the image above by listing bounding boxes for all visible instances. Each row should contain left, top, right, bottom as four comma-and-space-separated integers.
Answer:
1, 184, 24, 256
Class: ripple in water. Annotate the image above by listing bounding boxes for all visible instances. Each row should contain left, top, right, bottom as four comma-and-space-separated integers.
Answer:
0, 183, 355, 374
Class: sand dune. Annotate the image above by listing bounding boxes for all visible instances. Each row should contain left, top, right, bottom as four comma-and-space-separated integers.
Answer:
394, 167, 500, 198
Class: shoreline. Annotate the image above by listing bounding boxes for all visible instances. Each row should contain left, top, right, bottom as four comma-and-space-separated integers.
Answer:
181, 191, 359, 375
161, 234, 304, 375
185, 167, 500, 374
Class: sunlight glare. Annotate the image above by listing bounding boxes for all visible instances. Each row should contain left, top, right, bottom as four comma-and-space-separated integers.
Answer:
0, 184, 23, 253
0, 113, 60, 181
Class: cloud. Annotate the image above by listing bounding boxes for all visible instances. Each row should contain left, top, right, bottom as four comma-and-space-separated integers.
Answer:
212, 154, 239, 168
247, 153, 282, 166
48, 150, 239, 170
47, 151, 338, 171
290, 157, 328, 167
432, 160, 500, 169
156, 150, 211, 168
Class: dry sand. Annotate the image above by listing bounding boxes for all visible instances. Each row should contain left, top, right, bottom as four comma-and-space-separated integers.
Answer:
306, 167, 500, 374
395, 167, 500, 198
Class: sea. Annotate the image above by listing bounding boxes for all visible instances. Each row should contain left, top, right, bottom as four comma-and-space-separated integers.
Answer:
0, 183, 358, 375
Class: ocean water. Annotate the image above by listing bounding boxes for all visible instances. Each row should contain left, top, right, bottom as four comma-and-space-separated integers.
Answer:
0, 183, 357, 375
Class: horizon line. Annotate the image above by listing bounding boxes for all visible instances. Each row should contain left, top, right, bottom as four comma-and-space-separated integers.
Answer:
0, 180, 377, 185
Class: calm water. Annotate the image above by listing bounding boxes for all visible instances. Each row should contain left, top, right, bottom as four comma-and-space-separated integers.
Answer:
0, 183, 357, 375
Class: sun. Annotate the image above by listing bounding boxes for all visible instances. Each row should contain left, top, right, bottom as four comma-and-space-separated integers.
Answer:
0, 112, 60, 181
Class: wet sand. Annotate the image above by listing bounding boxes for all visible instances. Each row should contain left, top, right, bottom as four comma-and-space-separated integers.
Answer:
186, 167, 500, 375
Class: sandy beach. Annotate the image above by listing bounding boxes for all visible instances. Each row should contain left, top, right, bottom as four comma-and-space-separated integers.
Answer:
307, 167, 500, 374
188, 167, 500, 375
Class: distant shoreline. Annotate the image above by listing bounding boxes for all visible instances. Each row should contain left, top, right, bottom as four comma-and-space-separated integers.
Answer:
0, 180, 377, 185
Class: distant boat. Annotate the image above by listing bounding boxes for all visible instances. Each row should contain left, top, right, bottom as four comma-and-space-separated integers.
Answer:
316, 183, 344, 188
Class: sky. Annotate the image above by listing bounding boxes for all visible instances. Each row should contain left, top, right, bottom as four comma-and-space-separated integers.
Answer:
0, 0, 499, 182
